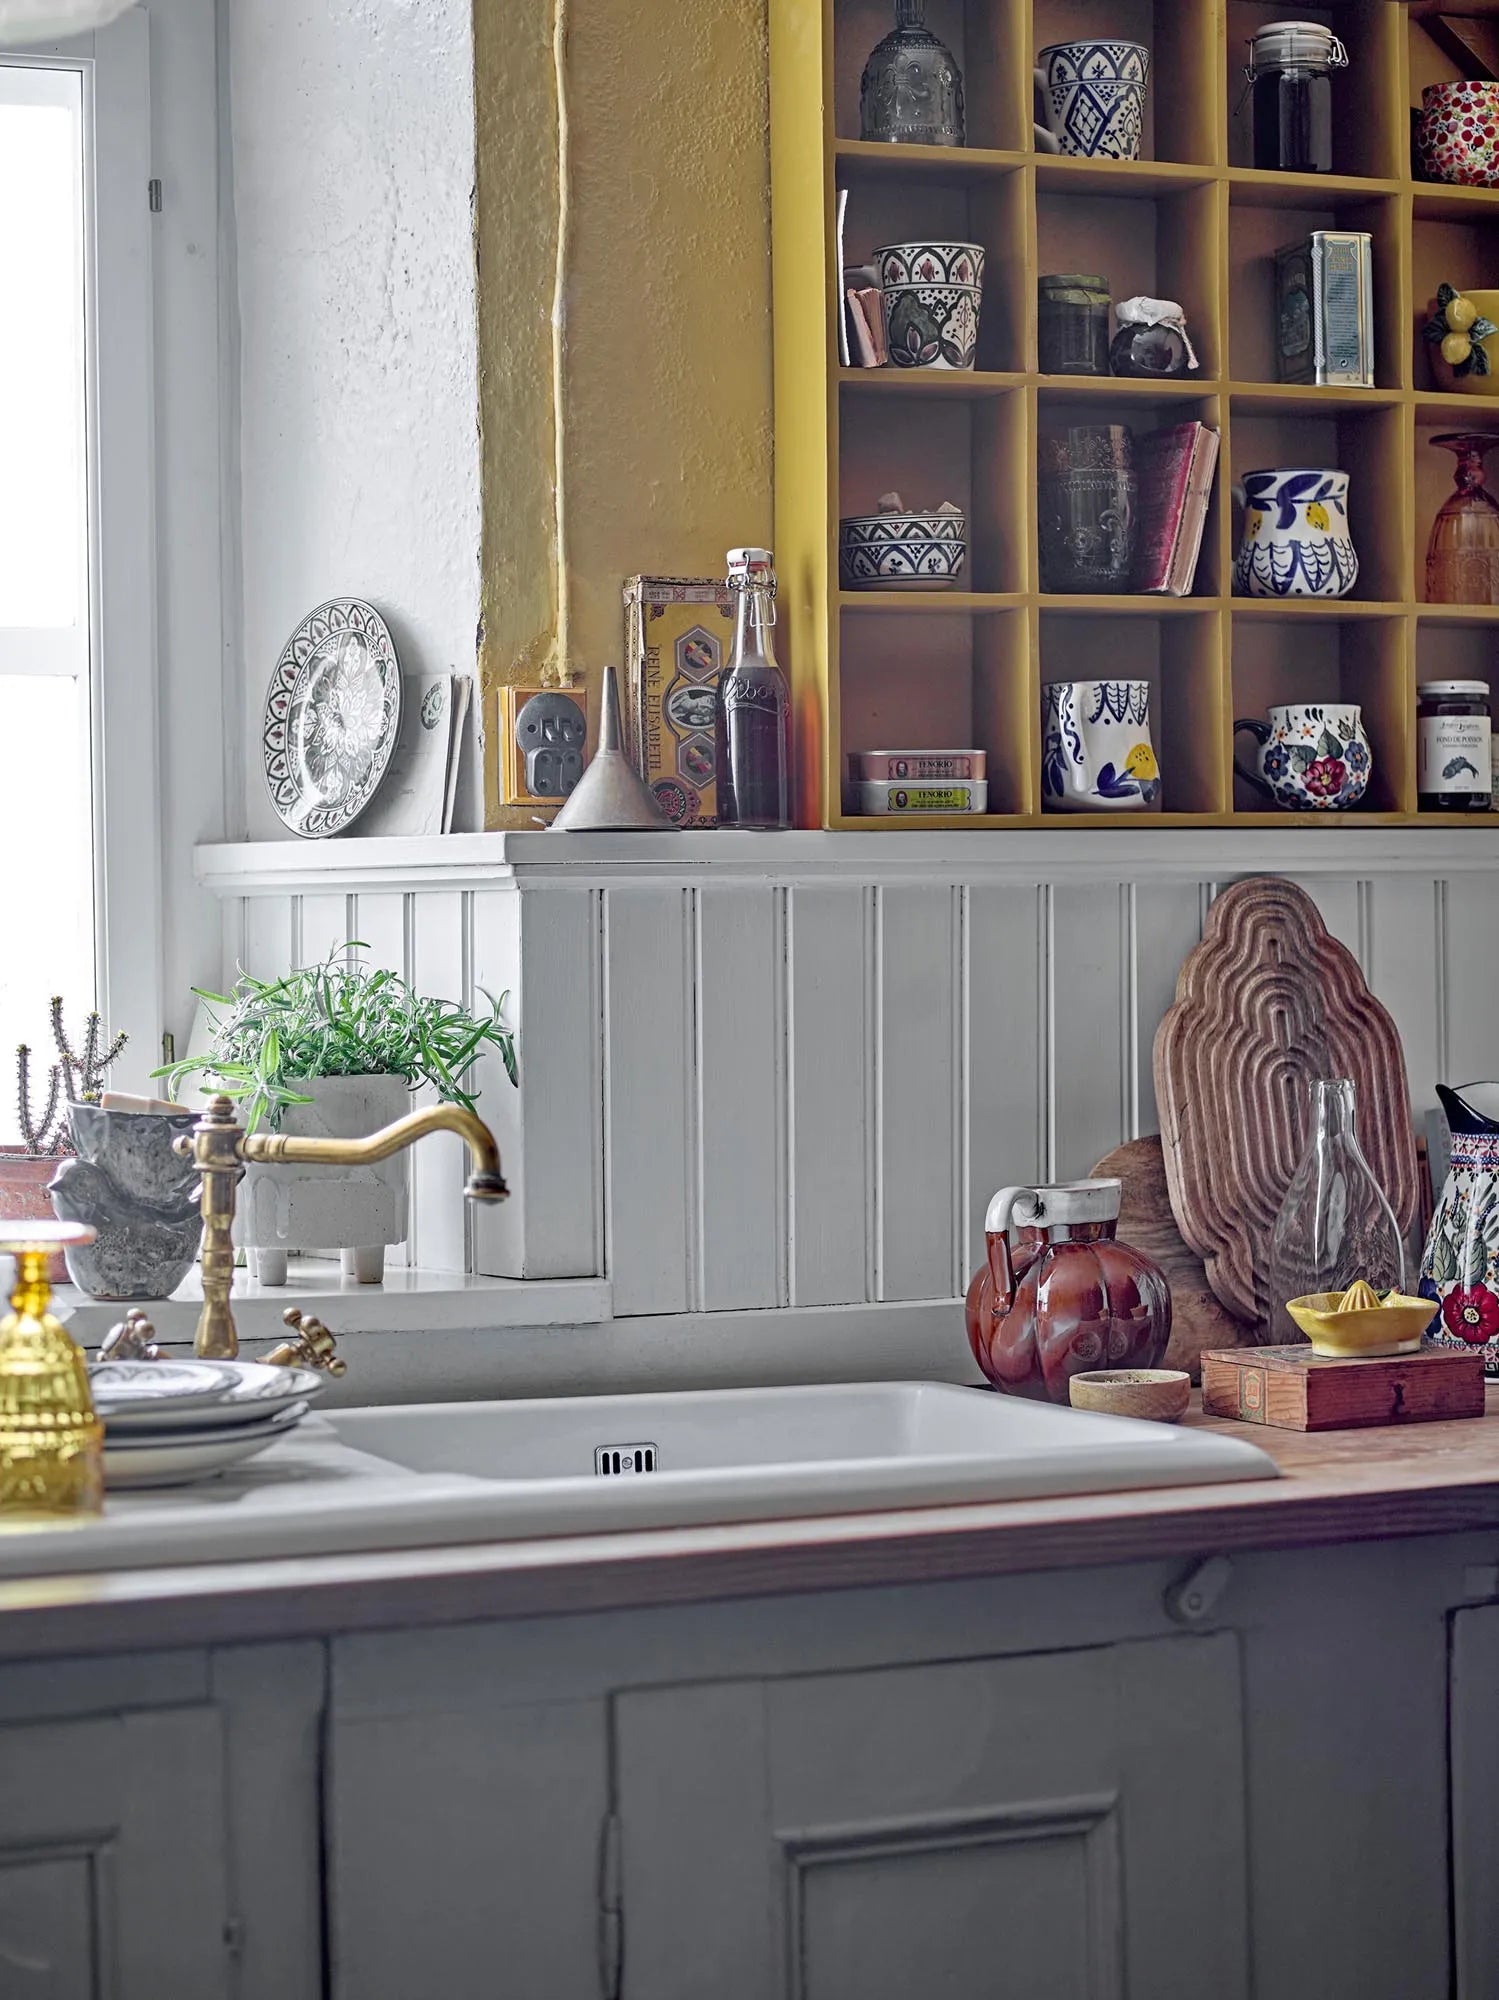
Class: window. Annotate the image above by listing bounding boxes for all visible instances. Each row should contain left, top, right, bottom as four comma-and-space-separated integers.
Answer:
0, 61, 93, 1135
0, 19, 157, 1141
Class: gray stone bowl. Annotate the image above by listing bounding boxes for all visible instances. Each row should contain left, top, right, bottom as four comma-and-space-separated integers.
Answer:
49, 1104, 203, 1301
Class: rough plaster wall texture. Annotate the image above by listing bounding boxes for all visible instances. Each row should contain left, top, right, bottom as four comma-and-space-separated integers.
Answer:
230, 0, 483, 839
475, 0, 774, 826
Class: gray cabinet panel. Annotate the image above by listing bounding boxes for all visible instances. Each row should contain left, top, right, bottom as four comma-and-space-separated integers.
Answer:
1454, 1605, 1499, 2000
0, 1705, 230, 1999
614, 1636, 1247, 2000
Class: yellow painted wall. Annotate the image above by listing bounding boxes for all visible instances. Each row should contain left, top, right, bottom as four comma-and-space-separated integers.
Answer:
474, 0, 774, 824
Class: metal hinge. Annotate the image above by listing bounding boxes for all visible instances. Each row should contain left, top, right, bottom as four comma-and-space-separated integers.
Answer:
147, 177, 162, 213
598, 1809, 622, 2000
222, 1915, 245, 1959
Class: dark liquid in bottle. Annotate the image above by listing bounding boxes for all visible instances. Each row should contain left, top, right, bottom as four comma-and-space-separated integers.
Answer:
717, 668, 790, 828
1251, 68, 1332, 173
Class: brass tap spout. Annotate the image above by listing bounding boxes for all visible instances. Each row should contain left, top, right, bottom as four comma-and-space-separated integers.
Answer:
176, 1096, 509, 1361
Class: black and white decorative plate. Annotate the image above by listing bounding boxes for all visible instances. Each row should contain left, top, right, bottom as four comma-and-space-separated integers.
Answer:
262, 599, 403, 837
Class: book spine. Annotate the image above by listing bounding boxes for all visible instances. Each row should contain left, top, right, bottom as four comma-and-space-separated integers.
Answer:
845, 288, 878, 367
1133, 427, 1197, 593
1168, 429, 1220, 596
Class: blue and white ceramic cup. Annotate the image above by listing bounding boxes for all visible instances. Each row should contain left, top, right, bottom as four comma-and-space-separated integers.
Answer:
1042, 679, 1161, 812
1033, 41, 1150, 160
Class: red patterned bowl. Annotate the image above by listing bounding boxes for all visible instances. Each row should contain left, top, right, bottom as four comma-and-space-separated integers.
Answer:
1418, 81, 1499, 187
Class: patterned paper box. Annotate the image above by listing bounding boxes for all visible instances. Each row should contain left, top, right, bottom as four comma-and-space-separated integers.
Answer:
622, 576, 733, 828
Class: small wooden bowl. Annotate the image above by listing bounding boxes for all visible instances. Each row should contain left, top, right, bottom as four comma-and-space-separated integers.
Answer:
1069, 1369, 1191, 1423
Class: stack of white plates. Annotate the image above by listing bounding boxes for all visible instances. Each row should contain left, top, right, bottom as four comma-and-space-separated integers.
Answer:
88, 1359, 326, 1489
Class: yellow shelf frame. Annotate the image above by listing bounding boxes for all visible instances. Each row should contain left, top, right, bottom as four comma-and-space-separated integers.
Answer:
770, 0, 1499, 828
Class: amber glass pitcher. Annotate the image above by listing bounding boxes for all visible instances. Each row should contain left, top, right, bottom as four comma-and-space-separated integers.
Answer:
965, 1178, 1171, 1404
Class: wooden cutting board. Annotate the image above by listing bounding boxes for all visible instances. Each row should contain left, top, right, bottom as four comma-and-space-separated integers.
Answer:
1153, 877, 1422, 1331
1089, 1136, 1257, 1379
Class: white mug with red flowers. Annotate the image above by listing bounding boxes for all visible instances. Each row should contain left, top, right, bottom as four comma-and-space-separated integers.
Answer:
1423, 1082, 1499, 1373
1234, 703, 1372, 811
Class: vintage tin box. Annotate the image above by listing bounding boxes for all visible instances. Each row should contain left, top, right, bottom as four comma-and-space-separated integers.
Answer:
1275, 230, 1374, 387
622, 576, 734, 828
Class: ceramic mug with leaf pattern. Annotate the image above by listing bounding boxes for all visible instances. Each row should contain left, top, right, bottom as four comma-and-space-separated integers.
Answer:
1234, 703, 1372, 811
1042, 679, 1160, 812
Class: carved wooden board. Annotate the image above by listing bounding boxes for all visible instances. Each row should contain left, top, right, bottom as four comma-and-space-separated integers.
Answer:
1089, 1137, 1255, 1381
1153, 877, 1421, 1330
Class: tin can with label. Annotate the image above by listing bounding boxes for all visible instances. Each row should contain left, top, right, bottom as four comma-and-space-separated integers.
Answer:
1275, 230, 1374, 387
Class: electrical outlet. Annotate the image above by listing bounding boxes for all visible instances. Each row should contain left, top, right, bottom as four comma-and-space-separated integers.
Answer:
500, 685, 589, 808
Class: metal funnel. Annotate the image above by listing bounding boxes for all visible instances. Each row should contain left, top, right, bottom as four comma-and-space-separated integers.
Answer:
550, 665, 672, 832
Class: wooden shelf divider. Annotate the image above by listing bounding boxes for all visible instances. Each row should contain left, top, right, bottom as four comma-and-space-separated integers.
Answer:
771, 0, 1499, 828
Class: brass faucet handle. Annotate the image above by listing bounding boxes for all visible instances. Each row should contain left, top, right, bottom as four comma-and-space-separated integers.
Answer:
98, 1309, 164, 1362
265, 1306, 347, 1377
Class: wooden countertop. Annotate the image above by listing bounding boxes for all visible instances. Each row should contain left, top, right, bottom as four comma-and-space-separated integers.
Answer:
4, 1393, 1499, 1663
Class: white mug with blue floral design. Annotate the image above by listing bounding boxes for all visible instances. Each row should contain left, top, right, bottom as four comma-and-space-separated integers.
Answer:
1234, 703, 1372, 810
1233, 468, 1358, 598
1042, 679, 1160, 812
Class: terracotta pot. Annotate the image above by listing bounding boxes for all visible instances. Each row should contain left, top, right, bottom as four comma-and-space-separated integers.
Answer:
0, 1148, 70, 1283
965, 1177, 1171, 1404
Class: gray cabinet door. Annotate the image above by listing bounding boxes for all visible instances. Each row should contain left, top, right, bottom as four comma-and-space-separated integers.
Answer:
0, 1705, 231, 1999
1453, 1605, 1499, 2000
614, 1635, 1248, 2000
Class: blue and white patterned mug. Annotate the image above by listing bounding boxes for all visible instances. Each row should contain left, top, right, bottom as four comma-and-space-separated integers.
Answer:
1042, 679, 1160, 812
1033, 41, 1150, 160
1233, 468, 1358, 598
1234, 703, 1372, 810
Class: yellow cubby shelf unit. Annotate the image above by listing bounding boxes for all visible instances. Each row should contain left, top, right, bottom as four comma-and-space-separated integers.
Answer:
769, 0, 1499, 829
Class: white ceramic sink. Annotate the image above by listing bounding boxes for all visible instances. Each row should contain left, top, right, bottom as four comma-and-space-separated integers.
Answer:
0, 1381, 1275, 1579
323, 1380, 1274, 1533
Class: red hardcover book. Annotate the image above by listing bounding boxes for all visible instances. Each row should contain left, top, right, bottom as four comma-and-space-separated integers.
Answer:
1133, 422, 1220, 595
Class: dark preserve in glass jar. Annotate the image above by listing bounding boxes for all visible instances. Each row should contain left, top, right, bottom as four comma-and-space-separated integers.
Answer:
1419, 679, 1492, 812
1038, 274, 1110, 376
716, 547, 791, 828
1245, 20, 1348, 174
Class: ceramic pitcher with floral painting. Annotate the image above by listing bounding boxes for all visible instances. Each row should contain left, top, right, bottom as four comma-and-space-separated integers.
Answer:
965, 1178, 1171, 1404
1422, 1082, 1499, 1372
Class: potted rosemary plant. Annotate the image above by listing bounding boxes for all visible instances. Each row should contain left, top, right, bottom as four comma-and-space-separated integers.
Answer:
154, 949, 516, 1284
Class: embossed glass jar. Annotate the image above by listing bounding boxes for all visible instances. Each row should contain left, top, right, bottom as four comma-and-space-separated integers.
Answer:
1038, 424, 1137, 593
1038, 274, 1110, 376
859, 0, 964, 147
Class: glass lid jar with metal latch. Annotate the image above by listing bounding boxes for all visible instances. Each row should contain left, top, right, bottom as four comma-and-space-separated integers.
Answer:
1241, 20, 1349, 175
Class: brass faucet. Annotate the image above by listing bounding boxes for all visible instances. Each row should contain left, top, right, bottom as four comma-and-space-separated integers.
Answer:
174, 1095, 509, 1360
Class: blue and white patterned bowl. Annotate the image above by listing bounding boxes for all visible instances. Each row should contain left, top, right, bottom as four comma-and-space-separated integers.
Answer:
839, 508, 968, 590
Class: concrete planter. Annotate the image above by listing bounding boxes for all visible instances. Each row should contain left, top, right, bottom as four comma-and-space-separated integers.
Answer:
48, 1104, 202, 1301
238, 1073, 412, 1285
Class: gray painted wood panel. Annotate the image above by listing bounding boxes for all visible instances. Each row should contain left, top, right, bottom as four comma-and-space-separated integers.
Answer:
408, 889, 467, 1273
788, 885, 873, 1307
1049, 884, 1129, 1182
876, 885, 961, 1302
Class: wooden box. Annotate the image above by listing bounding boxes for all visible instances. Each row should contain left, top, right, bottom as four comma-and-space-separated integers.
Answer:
1201, 1344, 1487, 1433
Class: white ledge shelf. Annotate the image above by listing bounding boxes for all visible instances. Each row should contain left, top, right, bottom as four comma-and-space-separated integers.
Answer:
197, 826, 1499, 893
58, 1261, 612, 1350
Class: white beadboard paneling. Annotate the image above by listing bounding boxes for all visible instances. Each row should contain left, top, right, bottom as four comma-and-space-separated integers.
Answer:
409, 890, 469, 1274
242, 896, 295, 980
964, 885, 1044, 1282
788, 885, 873, 1308
1129, 883, 1203, 1139
604, 886, 693, 1317
350, 893, 409, 979
877, 884, 960, 1303
696, 887, 783, 1312
1443, 874, 1499, 1086
299, 892, 353, 967
1366, 878, 1442, 1114
471, 886, 602, 1281
1049, 885, 1129, 1181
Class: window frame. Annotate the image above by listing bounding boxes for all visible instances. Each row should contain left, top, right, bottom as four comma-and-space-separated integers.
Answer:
1, 11, 161, 1063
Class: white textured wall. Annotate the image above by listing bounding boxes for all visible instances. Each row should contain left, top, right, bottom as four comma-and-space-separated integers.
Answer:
228, 0, 481, 839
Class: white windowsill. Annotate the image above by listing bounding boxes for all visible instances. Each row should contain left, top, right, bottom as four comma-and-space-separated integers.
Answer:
58, 1260, 612, 1350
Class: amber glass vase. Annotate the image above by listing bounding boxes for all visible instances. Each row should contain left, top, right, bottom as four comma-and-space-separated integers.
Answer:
1426, 433, 1499, 605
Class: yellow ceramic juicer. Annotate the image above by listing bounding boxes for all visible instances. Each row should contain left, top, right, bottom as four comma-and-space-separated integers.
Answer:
1285, 1278, 1437, 1358
0, 1221, 102, 1519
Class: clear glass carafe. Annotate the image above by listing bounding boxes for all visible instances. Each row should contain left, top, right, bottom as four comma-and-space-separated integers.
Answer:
1426, 433, 1499, 605
1266, 1077, 1407, 1343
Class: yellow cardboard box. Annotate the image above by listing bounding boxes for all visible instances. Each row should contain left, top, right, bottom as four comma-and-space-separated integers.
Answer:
622, 576, 733, 828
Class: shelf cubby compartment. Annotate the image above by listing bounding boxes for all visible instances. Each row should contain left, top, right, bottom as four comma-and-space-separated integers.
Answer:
838, 162, 1027, 373
840, 379, 1025, 594
1037, 386, 1225, 598
1230, 610, 1412, 814
838, 603, 1031, 819
1415, 611, 1499, 731
1228, 398, 1407, 602
1225, 1, 1406, 181
833, 0, 1030, 149
1412, 208, 1499, 392
1032, 0, 1220, 166
1034, 174, 1222, 377
1039, 604, 1226, 815
1226, 183, 1404, 390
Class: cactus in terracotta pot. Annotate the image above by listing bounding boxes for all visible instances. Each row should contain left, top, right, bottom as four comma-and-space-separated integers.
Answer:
4, 1002, 128, 1281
